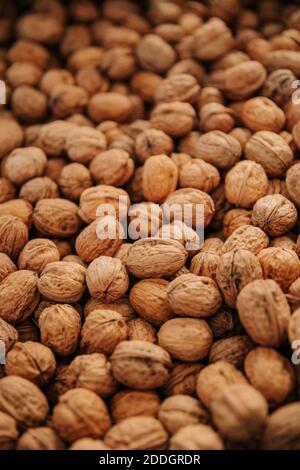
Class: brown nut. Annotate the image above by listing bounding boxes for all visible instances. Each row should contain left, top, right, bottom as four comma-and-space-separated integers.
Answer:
142, 154, 178, 203
135, 129, 173, 163
151, 102, 196, 138
0, 216, 28, 260
110, 340, 172, 389
18, 239, 60, 275
86, 256, 129, 302
169, 424, 224, 450
237, 279, 291, 346
0, 411, 18, 450
252, 194, 297, 237
90, 149, 134, 187
111, 390, 160, 423
179, 159, 220, 194
258, 247, 300, 290
58, 163, 93, 202
194, 131, 242, 169
158, 395, 208, 435
3, 147, 47, 186
0, 120, 24, 159
242, 97, 286, 132
262, 402, 300, 450
155, 74, 200, 104
88, 92, 132, 123
17, 427, 65, 450
286, 162, 300, 207
33, 198, 81, 238
38, 262, 86, 303
222, 225, 269, 255
136, 34, 176, 73
65, 126, 107, 164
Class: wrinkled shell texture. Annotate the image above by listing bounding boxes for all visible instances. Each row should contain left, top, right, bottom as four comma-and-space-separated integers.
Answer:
0, 0, 299, 453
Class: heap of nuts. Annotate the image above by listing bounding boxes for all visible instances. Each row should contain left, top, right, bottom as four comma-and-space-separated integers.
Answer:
0, 0, 300, 452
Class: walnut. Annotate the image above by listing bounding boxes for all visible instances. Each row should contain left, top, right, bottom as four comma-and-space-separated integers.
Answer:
209, 335, 253, 369
288, 308, 300, 343
196, 361, 247, 409
126, 238, 188, 279
52, 388, 111, 442
0, 376, 49, 427
37, 120, 76, 157
158, 395, 208, 435
223, 208, 252, 238
237, 279, 291, 346
179, 159, 220, 193
0, 318, 18, 352
286, 162, 300, 207
151, 102, 196, 138
245, 131, 294, 177
222, 225, 269, 255
104, 416, 168, 450
0, 216, 28, 260
211, 383, 268, 442
262, 403, 300, 450
58, 163, 92, 201
67, 46, 104, 71
252, 194, 297, 237
199, 103, 235, 133
81, 310, 128, 355
225, 160, 268, 209
158, 318, 213, 362
16, 13, 63, 44
0, 199, 33, 226
0, 178, 16, 204
0, 270, 39, 323
155, 74, 200, 104
20, 177, 59, 204
38, 262, 86, 303
67, 353, 118, 397
258, 247, 300, 290
78, 185, 130, 224
40, 69, 74, 95
194, 131, 242, 169
136, 34, 176, 73
65, 125, 107, 164
18, 239, 60, 274
129, 278, 173, 327
244, 347, 296, 407
169, 424, 224, 450
33, 198, 81, 237
7, 62, 43, 88
7, 39, 49, 69
216, 249, 263, 307
84, 296, 135, 322
111, 340, 172, 389
11, 86, 47, 123
90, 149, 134, 187
142, 154, 178, 203
166, 274, 222, 318
111, 389, 160, 423
0, 411, 18, 450
5, 341, 56, 386
86, 256, 129, 302
88, 92, 132, 123
127, 318, 157, 343
17, 427, 65, 450
38, 304, 81, 356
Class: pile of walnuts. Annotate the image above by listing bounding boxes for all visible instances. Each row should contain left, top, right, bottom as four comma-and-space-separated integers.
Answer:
0, 0, 300, 451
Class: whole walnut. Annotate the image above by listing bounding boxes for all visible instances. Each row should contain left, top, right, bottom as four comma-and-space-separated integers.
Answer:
17, 427, 65, 450
78, 185, 130, 224
88, 92, 132, 123
193, 131, 242, 169
90, 149, 134, 187
242, 97, 286, 132
237, 279, 291, 346
193, 18, 234, 61
209, 335, 253, 369
110, 340, 172, 389
135, 129, 173, 163
196, 361, 248, 409
58, 163, 92, 201
52, 388, 111, 442
126, 238, 188, 279
0, 376, 49, 427
216, 249, 263, 308
288, 308, 300, 343
169, 424, 224, 450
252, 194, 297, 237
37, 120, 76, 157
11, 85, 47, 123
18, 239, 60, 274
155, 74, 200, 104
81, 310, 128, 355
131, 71, 162, 103
163, 363, 203, 397
0, 199, 33, 226
50, 85, 88, 118
245, 131, 294, 177
129, 278, 173, 327
0, 270, 39, 323
143, 154, 178, 203
258, 247, 300, 290
179, 159, 220, 194
244, 347, 296, 407
0, 178, 16, 204
0, 318, 18, 352
151, 102, 196, 138
158, 318, 213, 362
211, 383, 268, 442
20, 177, 59, 204
104, 416, 168, 450
76, 217, 124, 263
33, 198, 81, 238
67, 353, 118, 398
86, 256, 129, 302
222, 225, 269, 255
262, 402, 300, 450
5, 341, 56, 386
111, 389, 160, 423
0, 120, 24, 159
136, 34, 176, 73
223, 208, 252, 238
166, 274, 222, 318
101, 46, 136, 80
40, 69, 75, 95
65, 126, 107, 164
0, 411, 18, 450
262, 69, 296, 107
16, 13, 63, 44
127, 318, 157, 343
286, 162, 300, 207
3, 147, 47, 186
38, 262, 86, 303
0, 216, 28, 260
84, 296, 135, 322
199, 103, 235, 133
225, 160, 268, 209
158, 395, 208, 435
39, 304, 81, 357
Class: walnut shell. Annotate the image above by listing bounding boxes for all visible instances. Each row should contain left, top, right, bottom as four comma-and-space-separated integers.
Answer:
262, 403, 300, 450
136, 34, 176, 73
194, 131, 242, 169
90, 149, 134, 187
0, 216, 28, 260
104, 416, 168, 450
17, 426, 65, 450
143, 154, 178, 203
78, 185, 130, 224
151, 102, 196, 138
158, 395, 208, 435
209, 335, 253, 369
237, 279, 291, 346
0, 376, 49, 427
166, 274, 222, 318
52, 388, 111, 442
65, 126, 107, 164
38, 262, 86, 303
169, 424, 224, 450
179, 159, 220, 194
0, 411, 18, 450
81, 309, 128, 355
58, 163, 93, 202
88, 92, 132, 123
258, 247, 300, 290
111, 340, 172, 389
20, 176, 59, 204
222, 225, 269, 255
0, 318, 18, 353
0, 253, 16, 283
155, 73, 200, 104
33, 198, 80, 238
127, 318, 157, 343
18, 239, 60, 275
252, 194, 297, 237
111, 389, 160, 423
86, 256, 129, 302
